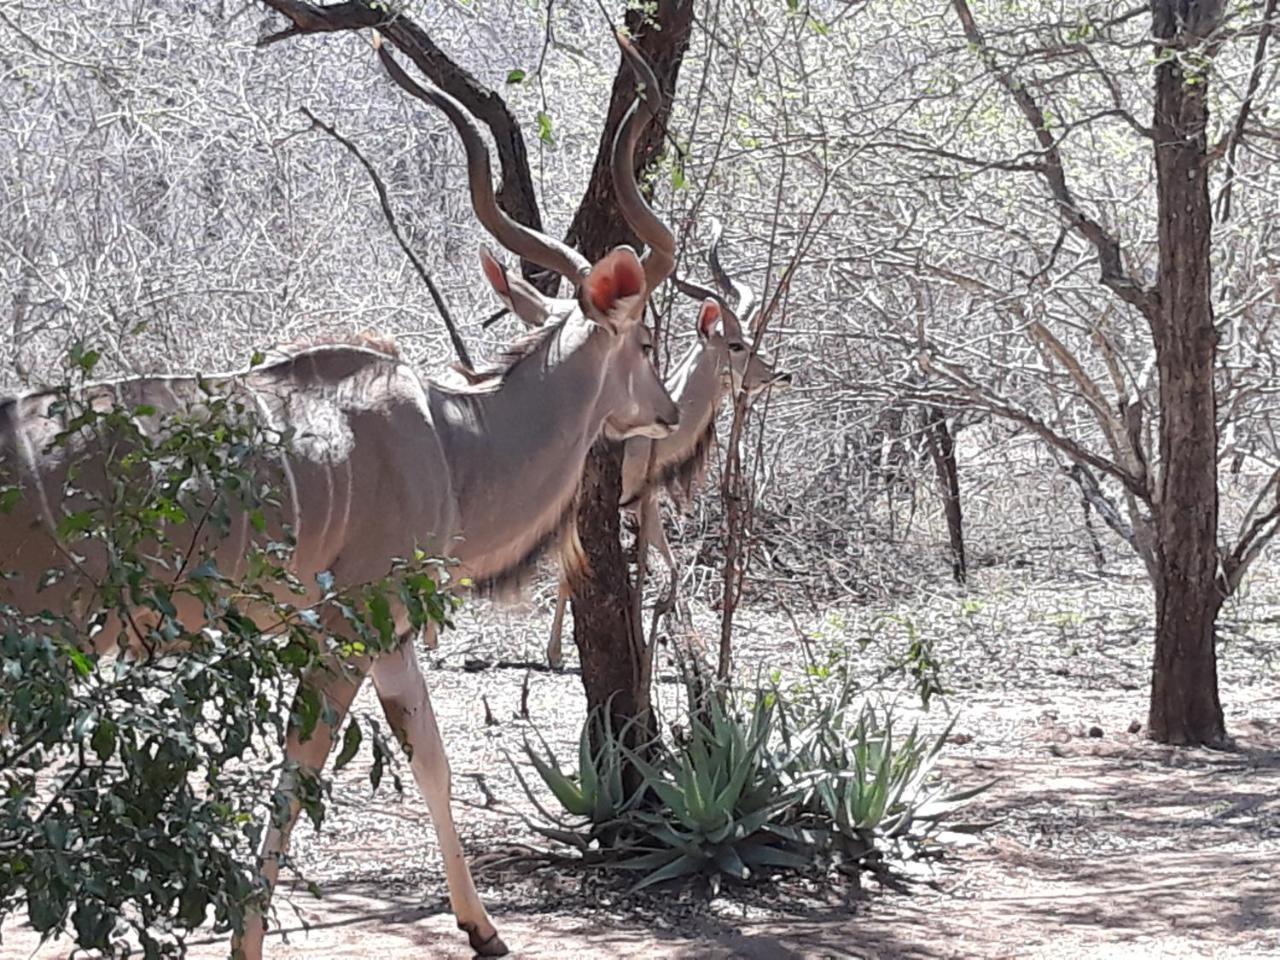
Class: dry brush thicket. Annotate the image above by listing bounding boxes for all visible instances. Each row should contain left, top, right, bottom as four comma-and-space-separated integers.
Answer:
3, 0, 1279, 610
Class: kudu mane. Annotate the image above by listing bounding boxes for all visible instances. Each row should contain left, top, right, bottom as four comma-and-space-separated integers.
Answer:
658, 416, 717, 508
445, 321, 563, 389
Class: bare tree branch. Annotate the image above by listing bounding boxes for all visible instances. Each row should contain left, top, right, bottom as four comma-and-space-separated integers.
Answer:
301, 107, 472, 368
256, 0, 559, 294
1215, 0, 1279, 222
1066, 462, 1138, 551
950, 0, 1157, 318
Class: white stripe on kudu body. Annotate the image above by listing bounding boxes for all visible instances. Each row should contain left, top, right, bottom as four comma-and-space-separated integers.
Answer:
0, 34, 679, 960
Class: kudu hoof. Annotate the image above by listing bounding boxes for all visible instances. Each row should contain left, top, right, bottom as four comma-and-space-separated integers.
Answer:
461, 922, 509, 957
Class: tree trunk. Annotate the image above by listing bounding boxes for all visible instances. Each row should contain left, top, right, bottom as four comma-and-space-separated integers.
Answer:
923, 407, 966, 584
566, 0, 695, 735
1147, 1, 1226, 746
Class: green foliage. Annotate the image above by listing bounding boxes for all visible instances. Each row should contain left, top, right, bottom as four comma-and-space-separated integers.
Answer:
518, 670, 991, 895
617, 693, 810, 893
535, 110, 554, 145
510, 707, 647, 853
0, 345, 455, 957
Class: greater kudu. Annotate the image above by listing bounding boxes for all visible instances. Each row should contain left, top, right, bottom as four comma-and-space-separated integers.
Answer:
485, 222, 791, 669
0, 34, 677, 959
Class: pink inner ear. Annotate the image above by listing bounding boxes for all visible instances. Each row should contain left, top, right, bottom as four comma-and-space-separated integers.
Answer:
698, 299, 722, 338
588, 250, 645, 313
479, 249, 510, 298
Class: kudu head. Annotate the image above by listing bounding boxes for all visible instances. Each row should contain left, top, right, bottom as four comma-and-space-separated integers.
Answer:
375, 32, 678, 441
675, 219, 791, 401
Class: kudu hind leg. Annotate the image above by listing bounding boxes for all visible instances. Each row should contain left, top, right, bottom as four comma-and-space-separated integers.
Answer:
236, 651, 371, 960
546, 576, 571, 669
370, 640, 506, 956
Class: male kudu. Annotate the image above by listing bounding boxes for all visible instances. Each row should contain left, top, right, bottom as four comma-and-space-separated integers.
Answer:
0, 35, 677, 959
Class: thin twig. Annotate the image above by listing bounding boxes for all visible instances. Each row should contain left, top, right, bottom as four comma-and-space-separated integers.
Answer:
300, 106, 472, 367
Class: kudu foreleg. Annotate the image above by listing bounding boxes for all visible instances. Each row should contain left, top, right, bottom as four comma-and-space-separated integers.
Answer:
370, 640, 506, 957
235, 654, 371, 960
639, 496, 679, 621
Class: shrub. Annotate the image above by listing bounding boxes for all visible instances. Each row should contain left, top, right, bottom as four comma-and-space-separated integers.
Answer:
0, 347, 453, 958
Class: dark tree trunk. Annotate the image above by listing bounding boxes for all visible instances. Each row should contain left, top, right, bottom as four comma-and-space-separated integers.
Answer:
565, 0, 695, 734
923, 407, 966, 584
569, 442, 648, 723
1147, 1, 1226, 746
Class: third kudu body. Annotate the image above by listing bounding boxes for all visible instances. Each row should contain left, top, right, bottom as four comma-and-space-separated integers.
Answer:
0, 34, 678, 959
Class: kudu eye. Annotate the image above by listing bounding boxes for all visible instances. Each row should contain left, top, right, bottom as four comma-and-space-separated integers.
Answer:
729, 343, 746, 353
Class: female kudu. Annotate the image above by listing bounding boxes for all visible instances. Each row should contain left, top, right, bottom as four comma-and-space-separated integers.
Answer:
479, 222, 791, 669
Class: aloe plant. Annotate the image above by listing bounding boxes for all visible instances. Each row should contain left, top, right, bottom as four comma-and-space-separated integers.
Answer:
778, 692, 995, 863
512, 706, 649, 853
618, 692, 811, 891
516, 674, 993, 894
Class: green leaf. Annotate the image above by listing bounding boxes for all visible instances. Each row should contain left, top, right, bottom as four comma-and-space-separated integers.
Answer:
535, 111, 554, 145
0, 486, 20, 513
57, 511, 96, 539
506, 69, 526, 84
629, 851, 705, 891
91, 718, 118, 761
335, 719, 363, 771
67, 647, 93, 677
525, 741, 591, 817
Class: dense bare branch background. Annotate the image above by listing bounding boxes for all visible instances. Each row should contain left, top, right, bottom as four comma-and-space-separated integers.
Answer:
3, 0, 1279, 614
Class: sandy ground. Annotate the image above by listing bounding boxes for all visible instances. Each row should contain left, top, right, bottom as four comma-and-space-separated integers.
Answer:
3, 564, 1278, 959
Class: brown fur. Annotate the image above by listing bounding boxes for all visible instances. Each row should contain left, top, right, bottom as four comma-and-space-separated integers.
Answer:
470, 479, 586, 600
450, 322, 562, 387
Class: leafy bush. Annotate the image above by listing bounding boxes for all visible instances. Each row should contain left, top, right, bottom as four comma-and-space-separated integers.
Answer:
518, 670, 991, 894
0, 347, 453, 958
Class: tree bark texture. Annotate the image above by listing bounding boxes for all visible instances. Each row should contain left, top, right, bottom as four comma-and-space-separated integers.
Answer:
1147, 1, 1227, 746
566, 0, 694, 732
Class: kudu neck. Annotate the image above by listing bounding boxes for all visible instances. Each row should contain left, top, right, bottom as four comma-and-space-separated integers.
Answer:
621, 338, 727, 504
429, 316, 615, 572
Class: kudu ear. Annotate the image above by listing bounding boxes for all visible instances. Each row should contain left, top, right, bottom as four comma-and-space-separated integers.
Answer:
581, 247, 646, 331
479, 247, 511, 299
721, 304, 743, 342
480, 246, 554, 329
696, 298, 722, 340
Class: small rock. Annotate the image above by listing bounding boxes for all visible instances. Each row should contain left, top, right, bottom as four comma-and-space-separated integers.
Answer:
949, 733, 973, 745
1088, 725, 1104, 738
1128, 719, 1143, 734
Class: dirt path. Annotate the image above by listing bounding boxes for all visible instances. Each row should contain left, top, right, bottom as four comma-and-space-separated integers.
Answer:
4, 571, 1278, 958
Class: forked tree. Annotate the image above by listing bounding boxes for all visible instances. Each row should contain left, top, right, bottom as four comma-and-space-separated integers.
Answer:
0, 30, 681, 958
258, 0, 698, 735
899, 0, 1279, 745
